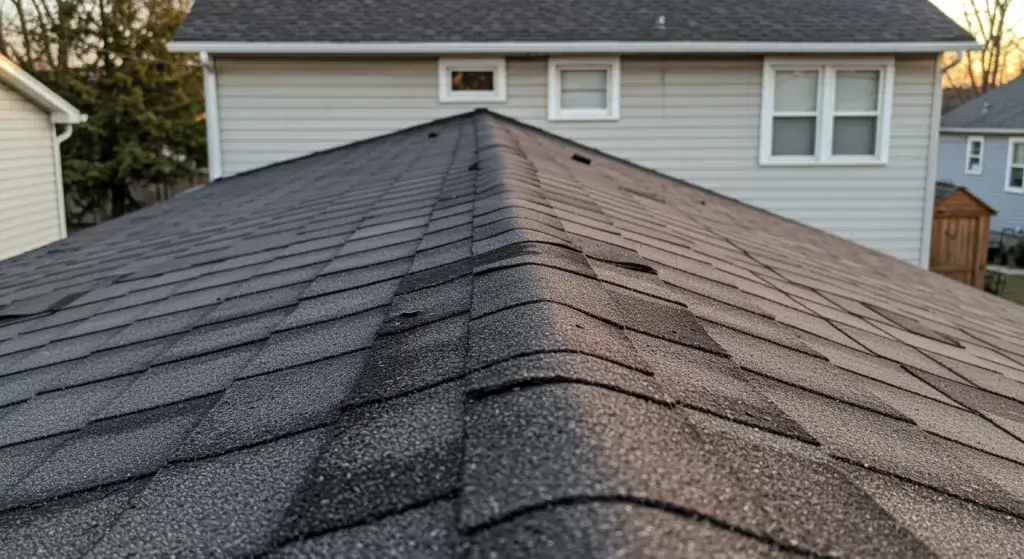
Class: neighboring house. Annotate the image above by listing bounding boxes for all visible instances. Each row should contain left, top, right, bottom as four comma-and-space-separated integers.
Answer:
168, 0, 977, 266
3, 111, 1024, 555
0, 55, 86, 261
938, 75, 1024, 234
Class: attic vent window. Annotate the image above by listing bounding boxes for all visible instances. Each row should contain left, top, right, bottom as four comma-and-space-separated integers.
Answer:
438, 58, 507, 103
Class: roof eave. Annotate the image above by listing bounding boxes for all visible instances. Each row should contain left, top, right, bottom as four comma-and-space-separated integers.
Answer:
168, 40, 982, 56
941, 127, 1024, 135
0, 55, 87, 125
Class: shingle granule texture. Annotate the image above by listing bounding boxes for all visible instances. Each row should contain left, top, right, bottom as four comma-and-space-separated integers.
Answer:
1, 110, 1024, 555
173, 0, 972, 45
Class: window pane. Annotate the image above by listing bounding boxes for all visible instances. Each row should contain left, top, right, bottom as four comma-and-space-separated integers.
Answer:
969, 140, 983, 156
1013, 143, 1024, 164
835, 70, 880, 112
833, 116, 877, 156
562, 70, 607, 90
772, 117, 816, 156
774, 71, 819, 112
968, 157, 982, 172
451, 71, 494, 91
561, 90, 608, 109
1011, 167, 1024, 188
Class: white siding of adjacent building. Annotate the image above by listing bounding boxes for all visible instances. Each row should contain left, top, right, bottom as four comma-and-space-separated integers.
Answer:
214, 55, 940, 263
0, 81, 63, 261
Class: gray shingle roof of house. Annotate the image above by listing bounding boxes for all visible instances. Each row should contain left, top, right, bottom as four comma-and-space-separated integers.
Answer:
942, 75, 1024, 130
173, 0, 974, 45
3, 111, 1024, 556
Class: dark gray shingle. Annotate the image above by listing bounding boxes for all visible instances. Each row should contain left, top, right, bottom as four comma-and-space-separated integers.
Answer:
0, 110, 1023, 556
174, 0, 972, 47
942, 75, 1024, 130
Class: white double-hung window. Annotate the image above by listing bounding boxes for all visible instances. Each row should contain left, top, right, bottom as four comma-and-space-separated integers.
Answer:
1008, 139, 1024, 193
965, 136, 984, 175
547, 57, 621, 121
760, 58, 894, 165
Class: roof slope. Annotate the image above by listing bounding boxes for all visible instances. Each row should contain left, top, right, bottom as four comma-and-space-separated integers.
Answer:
173, 0, 973, 46
3, 111, 1024, 556
942, 74, 1024, 131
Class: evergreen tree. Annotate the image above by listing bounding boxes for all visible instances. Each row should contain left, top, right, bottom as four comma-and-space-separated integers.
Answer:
2, 0, 205, 221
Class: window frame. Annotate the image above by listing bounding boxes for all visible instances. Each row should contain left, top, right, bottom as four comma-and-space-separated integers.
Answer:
547, 57, 621, 121
438, 58, 507, 103
965, 136, 985, 175
760, 57, 895, 166
1007, 138, 1024, 194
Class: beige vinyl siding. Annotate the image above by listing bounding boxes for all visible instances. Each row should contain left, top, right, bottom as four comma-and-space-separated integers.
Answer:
216, 56, 938, 262
0, 81, 62, 260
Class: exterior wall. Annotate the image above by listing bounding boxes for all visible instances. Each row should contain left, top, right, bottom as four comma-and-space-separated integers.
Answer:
214, 55, 940, 263
938, 134, 1024, 233
0, 81, 62, 261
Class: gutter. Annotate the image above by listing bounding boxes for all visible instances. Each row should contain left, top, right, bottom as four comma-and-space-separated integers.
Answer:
169, 40, 982, 56
200, 52, 223, 180
52, 123, 80, 239
941, 127, 1024, 135
0, 55, 86, 124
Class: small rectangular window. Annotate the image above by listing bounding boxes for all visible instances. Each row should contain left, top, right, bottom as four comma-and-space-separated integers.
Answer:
548, 57, 620, 121
760, 58, 894, 166
438, 58, 506, 103
1008, 139, 1024, 192
965, 136, 984, 175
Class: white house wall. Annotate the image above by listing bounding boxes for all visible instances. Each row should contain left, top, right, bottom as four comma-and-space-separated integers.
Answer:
0, 81, 62, 261
214, 56, 939, 263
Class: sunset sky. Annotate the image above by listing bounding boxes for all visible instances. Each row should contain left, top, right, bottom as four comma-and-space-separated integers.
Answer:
931, 0, 1024, 34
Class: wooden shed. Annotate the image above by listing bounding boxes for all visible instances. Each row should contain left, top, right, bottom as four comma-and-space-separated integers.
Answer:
929, 181, 996, 288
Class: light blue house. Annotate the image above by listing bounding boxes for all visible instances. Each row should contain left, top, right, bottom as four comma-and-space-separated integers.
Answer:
939, 75, 1024, 234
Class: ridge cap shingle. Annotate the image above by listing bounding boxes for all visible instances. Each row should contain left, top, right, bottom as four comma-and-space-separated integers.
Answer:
2, 109, 1024, 556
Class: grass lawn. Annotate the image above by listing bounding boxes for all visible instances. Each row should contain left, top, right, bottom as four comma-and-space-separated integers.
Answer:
998, 275, 1024, 306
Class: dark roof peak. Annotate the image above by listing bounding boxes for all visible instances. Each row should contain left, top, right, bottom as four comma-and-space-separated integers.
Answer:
1, 110, 1024, 555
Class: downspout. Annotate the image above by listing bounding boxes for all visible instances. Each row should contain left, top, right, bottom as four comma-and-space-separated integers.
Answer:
920, 50, 965, 268
942, 51, 965, 72
52, 123, 76, 239
200, 52, 223, 180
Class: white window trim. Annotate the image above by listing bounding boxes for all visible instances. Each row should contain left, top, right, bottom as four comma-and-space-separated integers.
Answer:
1007, 137, 1024, 194
965, 136, 984, 175
759, 57, 895, 166
547, 57, 621, 121
438, 58, 506, 103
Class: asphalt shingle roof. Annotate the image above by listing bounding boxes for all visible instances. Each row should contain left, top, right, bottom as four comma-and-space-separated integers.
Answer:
173, 0, 973, 45
942, 75, 1024, 130
2, 110, 1024, 556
